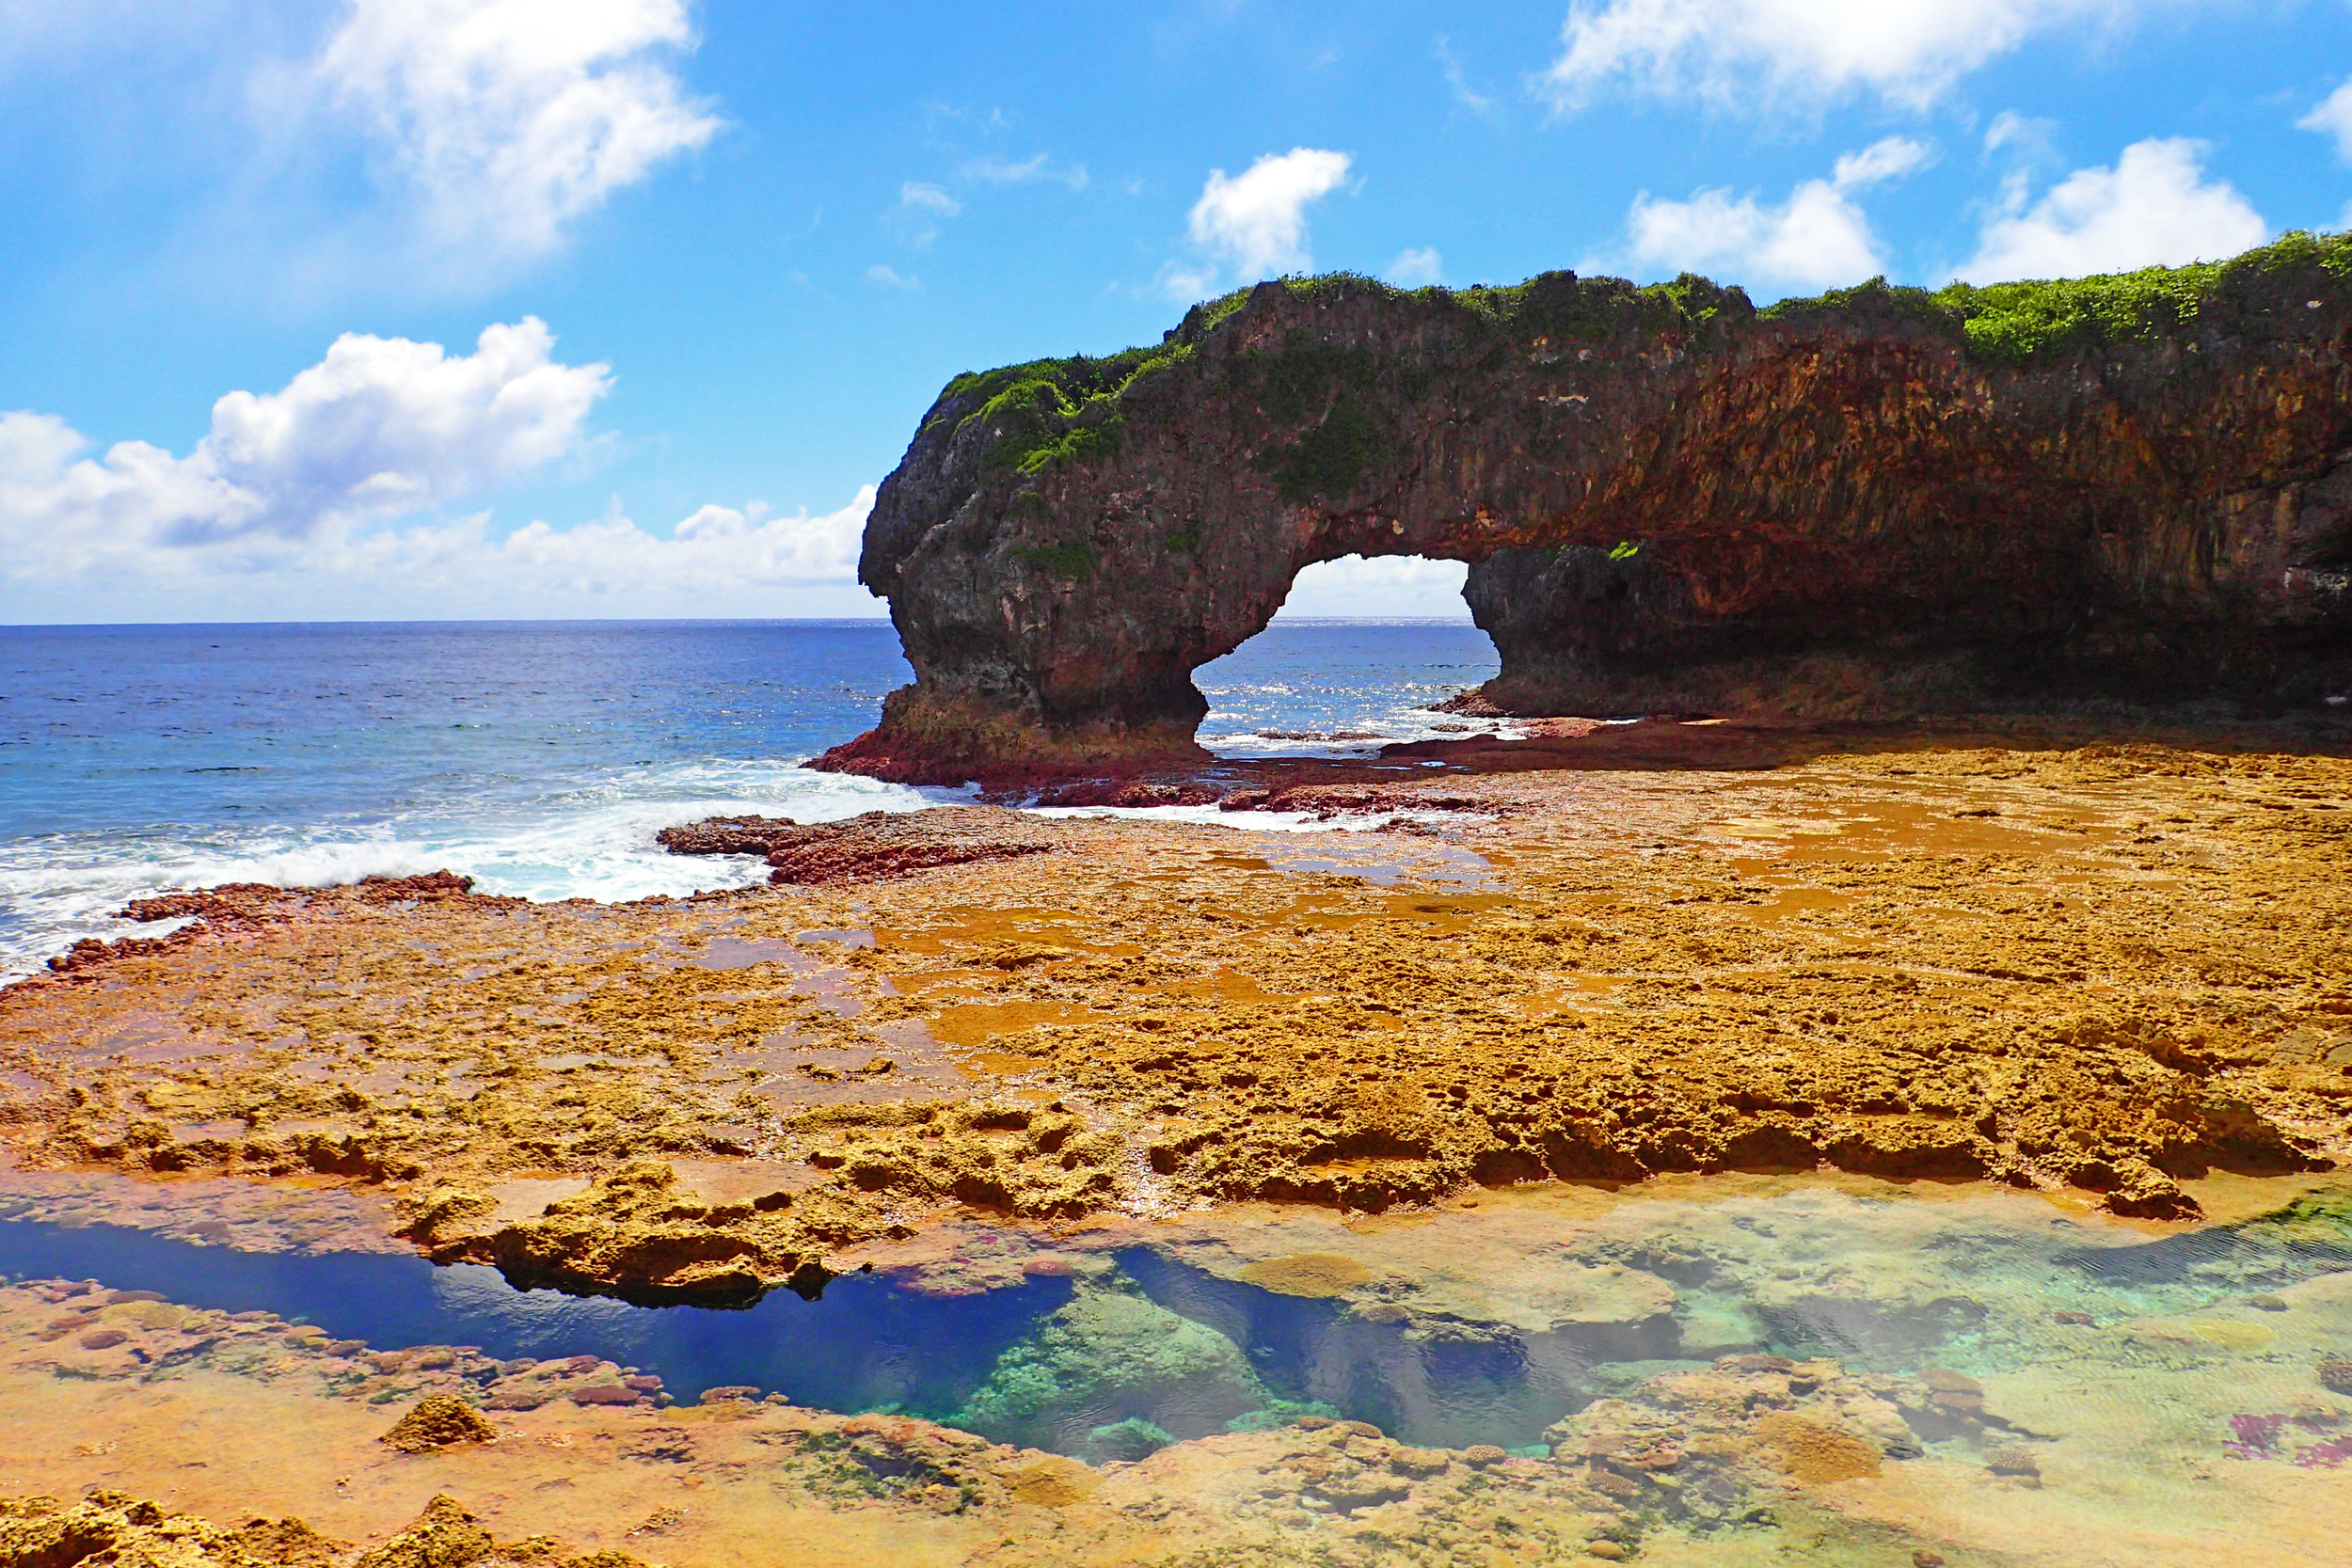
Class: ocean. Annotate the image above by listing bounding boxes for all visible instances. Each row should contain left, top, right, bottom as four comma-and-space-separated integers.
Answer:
0, 618, 1502, 982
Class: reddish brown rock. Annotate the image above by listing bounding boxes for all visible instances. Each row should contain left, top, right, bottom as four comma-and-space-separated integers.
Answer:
821, 241, 2352, 784
661, 807, 1057, 886
40, 873, 520, 982
654, 816, 805, 856
1031, 778, 1223, 807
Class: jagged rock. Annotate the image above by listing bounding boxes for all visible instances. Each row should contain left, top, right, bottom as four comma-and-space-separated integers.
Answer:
653, 815, 803, 856
818, 241, 2352, 783
381, 1394, 499, 1453
660, 807, 1056, 885
0, 1490, 345, 1567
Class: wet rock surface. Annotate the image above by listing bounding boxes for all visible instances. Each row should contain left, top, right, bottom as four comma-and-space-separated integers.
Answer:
662, 807, 1058, 887
3, 726, 2350, 1304
0, 1487, 654, 1568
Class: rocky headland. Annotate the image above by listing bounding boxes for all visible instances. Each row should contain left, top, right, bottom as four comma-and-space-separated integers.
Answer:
817, 236, 2352, 785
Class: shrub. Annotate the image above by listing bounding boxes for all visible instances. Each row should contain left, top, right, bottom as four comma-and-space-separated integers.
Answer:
1009, 542, 1098, 579
1259, 395, 1382, 502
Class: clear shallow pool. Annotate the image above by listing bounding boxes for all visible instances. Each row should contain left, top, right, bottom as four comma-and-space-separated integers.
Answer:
8, 1180, 2352, 1476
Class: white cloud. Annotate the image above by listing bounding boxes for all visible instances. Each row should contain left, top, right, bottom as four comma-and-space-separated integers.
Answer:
0, 319, 607, 576
1959, 137, 2267, 282
1983, 109, 2059, 159
1833, 136, 1933, 188
0, 311, 882, 621
866, 262, 921, 291
1275, 555, 1470, 619
1541, 0, 2136, 113
365, 487, 874, 600
1187, 148, 1355, 279
314, 0, 723, 261
961, 153, 1089, 190
1437, 37, 1496, 118
1620, 136, 1930, 291
2299, 79, 2352, 164
898, 182, 961, 215
1385, 246, 1447, 287
888, 182, 961, 247
0, 486, 880, 622
1152, 259, 1223, 304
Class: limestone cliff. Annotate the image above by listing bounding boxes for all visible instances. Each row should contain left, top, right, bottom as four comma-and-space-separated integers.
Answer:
819, 237, 2352, 783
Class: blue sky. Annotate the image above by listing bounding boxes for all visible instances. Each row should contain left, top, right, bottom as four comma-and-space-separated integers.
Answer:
4, 0, 2351, 623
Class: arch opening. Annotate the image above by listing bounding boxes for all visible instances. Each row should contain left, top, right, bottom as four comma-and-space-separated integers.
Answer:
1189, 555, 1506, 757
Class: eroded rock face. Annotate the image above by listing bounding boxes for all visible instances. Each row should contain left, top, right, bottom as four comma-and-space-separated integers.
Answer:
820, 243, 2352, 782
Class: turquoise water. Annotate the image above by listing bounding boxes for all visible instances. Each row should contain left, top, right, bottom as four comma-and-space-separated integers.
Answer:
8, 1184, 2351, 1465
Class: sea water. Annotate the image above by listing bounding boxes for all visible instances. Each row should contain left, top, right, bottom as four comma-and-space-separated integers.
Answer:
0, 618, 1500, 981
8, 1180, 2351, 1461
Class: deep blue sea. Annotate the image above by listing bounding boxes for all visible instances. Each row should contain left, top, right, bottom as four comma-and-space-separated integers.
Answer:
0, 618, 1501, 980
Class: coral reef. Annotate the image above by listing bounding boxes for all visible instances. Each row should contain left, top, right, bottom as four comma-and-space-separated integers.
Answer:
949, 1276, 1275, 1457
40, 875, 518, 981
6, 1171, 2352, 1565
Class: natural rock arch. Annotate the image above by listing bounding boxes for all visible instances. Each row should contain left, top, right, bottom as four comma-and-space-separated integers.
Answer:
818, 242, 2352, 784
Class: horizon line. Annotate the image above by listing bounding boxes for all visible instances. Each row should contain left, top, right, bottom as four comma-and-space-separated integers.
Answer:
0, 612, 1480, 631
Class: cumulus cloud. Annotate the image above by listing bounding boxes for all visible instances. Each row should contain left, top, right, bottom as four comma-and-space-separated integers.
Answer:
1187, 148, 1355, 279
1, 486, 879, 621
2300, 78, 2352, 164
1619, 136, 1930, 291
315, 0, 723, 260
1277, 555, 1471, 619
0, 319, 608, 576
349, 487, 875, 602
1541, 0, 2135, 113
0, 317, 877, 617
1959, 137, 2267, 282
1385, 246, 1447, 287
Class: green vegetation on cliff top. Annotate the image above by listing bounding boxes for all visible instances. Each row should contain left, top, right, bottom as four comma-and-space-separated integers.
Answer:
1769, 229, 2351, 360
933, 230, 2349, 484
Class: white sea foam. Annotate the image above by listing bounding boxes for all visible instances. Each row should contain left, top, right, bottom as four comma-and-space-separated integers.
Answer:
0, 759, 959, 985
1200, 707, 1525, 757
2, 725, 1535, 984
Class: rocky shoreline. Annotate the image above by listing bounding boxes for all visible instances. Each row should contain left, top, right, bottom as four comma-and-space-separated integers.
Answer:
3, 719, 2346, 1306
3, 717, 2350, 1563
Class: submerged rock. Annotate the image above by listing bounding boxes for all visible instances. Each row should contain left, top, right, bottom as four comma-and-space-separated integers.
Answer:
954, 1280, 1274, 1452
